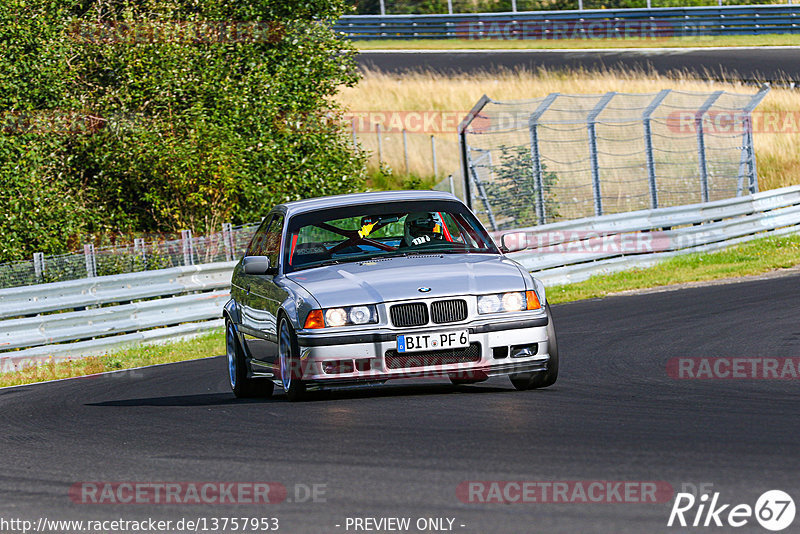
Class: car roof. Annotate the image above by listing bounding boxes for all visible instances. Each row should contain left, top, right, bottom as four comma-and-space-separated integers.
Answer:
275, 190, 461, 218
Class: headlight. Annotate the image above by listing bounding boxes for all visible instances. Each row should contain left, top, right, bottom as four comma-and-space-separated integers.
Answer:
305, 305, 378, 328
478, 291, 540, 314
324, 308, 348, 327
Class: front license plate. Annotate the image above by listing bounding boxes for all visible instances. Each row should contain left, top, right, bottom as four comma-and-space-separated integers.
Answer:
397, 330, 469, 353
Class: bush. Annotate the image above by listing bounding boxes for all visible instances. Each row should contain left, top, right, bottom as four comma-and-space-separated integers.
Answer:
485, 144, 559, 228
0, 0, 366, 263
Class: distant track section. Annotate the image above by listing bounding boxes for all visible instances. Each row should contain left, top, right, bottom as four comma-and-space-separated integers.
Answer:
357, 47, 800, 83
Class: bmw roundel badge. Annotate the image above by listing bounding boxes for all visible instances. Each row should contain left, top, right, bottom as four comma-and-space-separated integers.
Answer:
418, 287, 431, 293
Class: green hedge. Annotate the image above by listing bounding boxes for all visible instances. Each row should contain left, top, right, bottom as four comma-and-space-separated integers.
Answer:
0, 0, 366, 263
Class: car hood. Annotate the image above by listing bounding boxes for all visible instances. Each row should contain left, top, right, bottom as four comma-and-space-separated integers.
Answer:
285, 254, 528, 308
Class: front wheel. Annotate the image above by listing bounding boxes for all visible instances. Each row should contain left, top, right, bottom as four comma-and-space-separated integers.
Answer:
278, 317, 307, 402
510, 303, 559, 391
227, 320, 273, 398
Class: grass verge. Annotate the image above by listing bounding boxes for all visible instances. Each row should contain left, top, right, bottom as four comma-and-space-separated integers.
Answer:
2, 234, 798, 387
355, 35, 800, 50
547, 233, 800, 304
0, 328, 224, 389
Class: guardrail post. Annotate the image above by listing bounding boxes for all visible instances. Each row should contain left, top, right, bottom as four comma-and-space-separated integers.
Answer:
83, 244, 97, 278
181, 230, 195, 266
222, 223, 234, 262
33, 252, 45, 282
738, 84, 770, 195
587, 92, 616, 217
528, 93, 559, 225
642, 89, 671, 209
696, 91, 723, 203
134, 238, 147, 270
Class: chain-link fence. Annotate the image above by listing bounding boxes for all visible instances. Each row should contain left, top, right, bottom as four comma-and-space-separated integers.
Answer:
459, 86, 770, 231
0, 223, 260, 290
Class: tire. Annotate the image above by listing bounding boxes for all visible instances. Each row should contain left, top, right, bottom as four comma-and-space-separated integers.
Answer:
510, 303, 559, 391
227, 320, 274, 398
278, 316, 307, 402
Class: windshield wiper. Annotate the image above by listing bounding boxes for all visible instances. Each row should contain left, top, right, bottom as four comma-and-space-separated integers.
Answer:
294, 259, 342, 271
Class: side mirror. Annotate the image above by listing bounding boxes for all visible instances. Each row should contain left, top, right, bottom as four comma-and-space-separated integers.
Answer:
243, 255, 273, 275
500, 232, 527, 253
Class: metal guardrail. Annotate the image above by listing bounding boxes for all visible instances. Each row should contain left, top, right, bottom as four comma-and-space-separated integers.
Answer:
0, 262, 235, 372
0, 262, 234, 319
2, 186, 799, 371
335, 5, 800, 39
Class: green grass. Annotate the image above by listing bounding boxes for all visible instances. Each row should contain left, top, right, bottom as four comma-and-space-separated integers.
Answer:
0, 329, 224, 388
547, 233, 800, 304
355, 34, 800, 50
2, 233, 799, 387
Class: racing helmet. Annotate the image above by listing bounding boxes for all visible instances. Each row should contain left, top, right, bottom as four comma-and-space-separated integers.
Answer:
404, 212, 441, 246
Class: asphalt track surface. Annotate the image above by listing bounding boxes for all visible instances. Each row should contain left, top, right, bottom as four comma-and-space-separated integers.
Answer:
357, 47, 800, 82
2, 273, 800, 533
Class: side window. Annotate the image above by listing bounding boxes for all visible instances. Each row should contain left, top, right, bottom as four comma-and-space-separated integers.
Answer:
246, 216, 273, 257
263, 214, 284, 267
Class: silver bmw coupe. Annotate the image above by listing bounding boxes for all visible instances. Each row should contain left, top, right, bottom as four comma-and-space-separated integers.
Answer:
224, 190, 558, 401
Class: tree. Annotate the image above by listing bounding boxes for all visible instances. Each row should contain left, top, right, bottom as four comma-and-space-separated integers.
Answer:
0, 0, 366, 262
485, 144, 559, 228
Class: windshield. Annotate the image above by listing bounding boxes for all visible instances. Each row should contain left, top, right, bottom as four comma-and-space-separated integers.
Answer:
284, 200, 499, 273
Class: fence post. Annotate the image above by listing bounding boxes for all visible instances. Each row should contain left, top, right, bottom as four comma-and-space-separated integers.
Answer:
528, 93, 559, 225
738, 84, 770, 195
448, 174, 455, 196
431, 135, 438, 178
696, 91, 723, 203
376, 124, 383, 167
222, 223, 234, 262
181, 229, 195, 266
33, 252, 45, 282
642, 89, 671, 209
458, 95, 491, 211
402, 128, 409, 174
134, 237, 147, 270
466, 148, 499, 231
587, 92, 616, 217
83, 244, 97, 278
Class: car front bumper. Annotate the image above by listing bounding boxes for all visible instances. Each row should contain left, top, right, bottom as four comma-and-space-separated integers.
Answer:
293, 315, 551, 389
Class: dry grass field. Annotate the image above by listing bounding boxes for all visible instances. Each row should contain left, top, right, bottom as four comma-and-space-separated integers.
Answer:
336, 68, 800, 192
